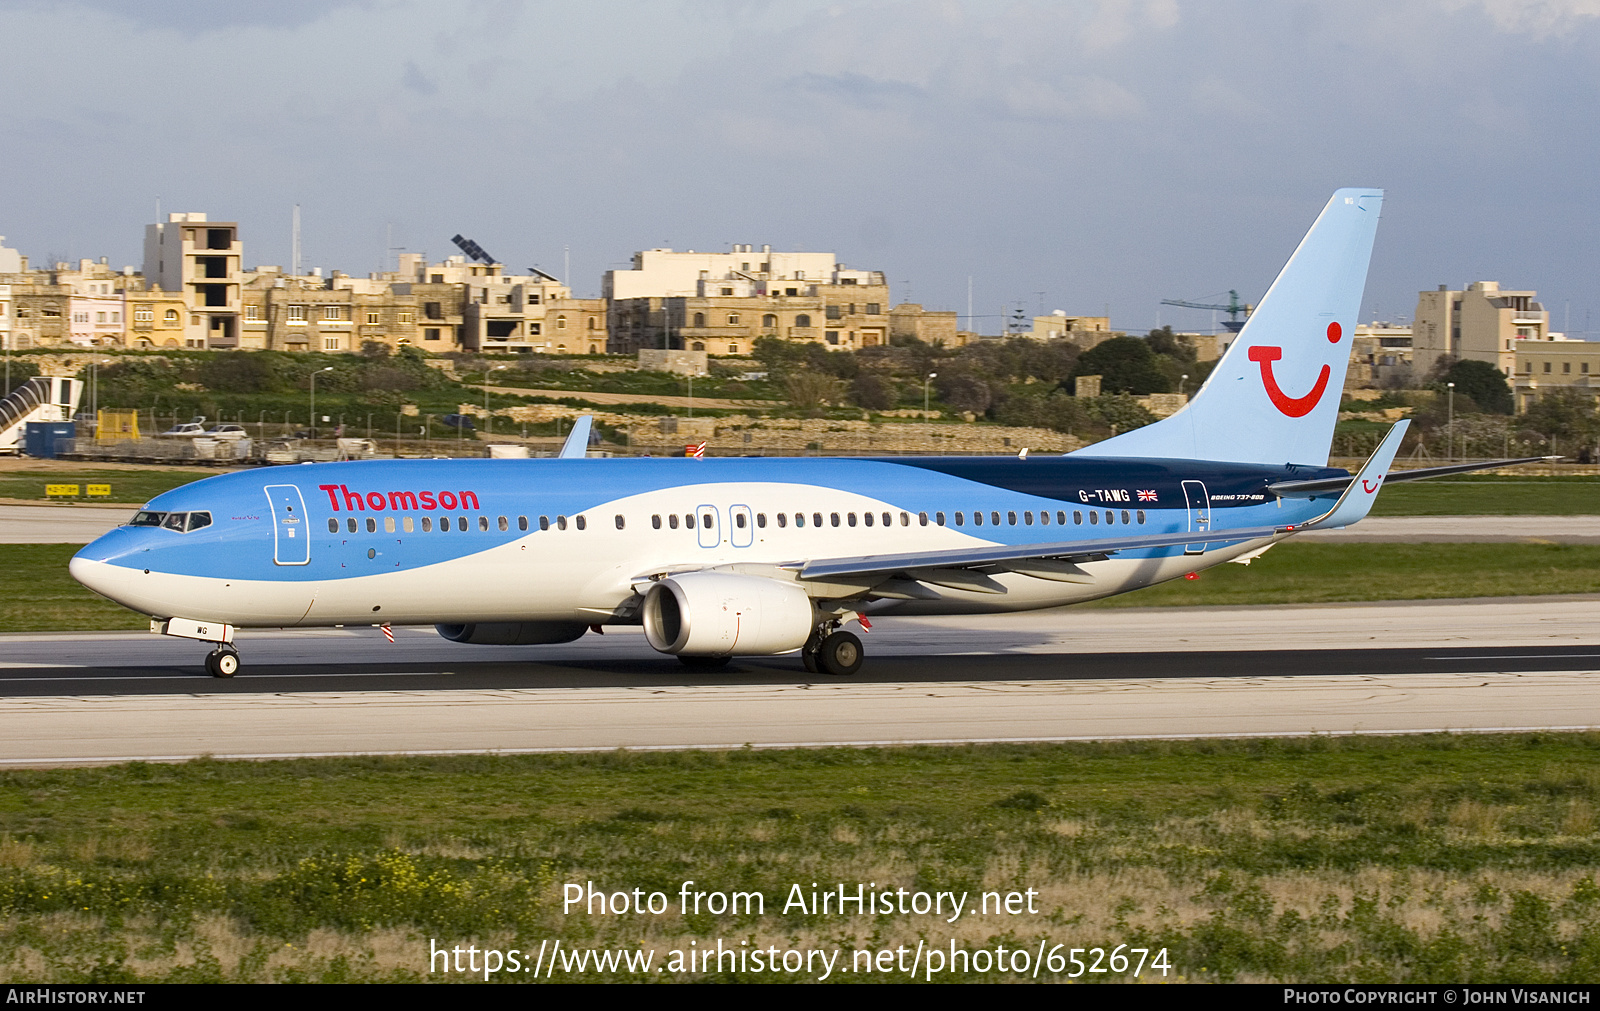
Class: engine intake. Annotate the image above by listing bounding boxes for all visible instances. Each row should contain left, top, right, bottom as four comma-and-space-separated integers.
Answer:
435, 622, 588, 645
641, 572, 813, 657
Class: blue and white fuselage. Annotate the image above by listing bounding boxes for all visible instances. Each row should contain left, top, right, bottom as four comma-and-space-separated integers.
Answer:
68, 454, 1349, 629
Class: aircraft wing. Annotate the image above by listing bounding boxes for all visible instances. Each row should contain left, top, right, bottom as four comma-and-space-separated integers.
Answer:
800, 421, 1411, 585
1268, 455, 1556, 497
797, 524, 1292, 583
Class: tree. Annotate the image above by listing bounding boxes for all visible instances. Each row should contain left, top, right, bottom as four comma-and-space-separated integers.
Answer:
849, 373, 897, 411
1436, 359, 1513, 415
1070, 336, 1169, 395
782, 372, 843, 411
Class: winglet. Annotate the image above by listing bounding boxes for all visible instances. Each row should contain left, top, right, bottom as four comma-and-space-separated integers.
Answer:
559, 416, 593, 459
1302, 420, 1409, 529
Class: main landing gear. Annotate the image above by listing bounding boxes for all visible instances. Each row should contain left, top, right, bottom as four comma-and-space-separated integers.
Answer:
204, 646, 240, 678
801, 623, 864, 677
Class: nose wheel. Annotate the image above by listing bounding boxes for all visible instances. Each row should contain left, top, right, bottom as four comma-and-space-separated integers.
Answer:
205, 647, 240, 678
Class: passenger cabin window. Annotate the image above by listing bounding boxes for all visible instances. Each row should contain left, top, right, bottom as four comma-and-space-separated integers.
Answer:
700, 513, 712, 528
1089, 512, 1098, 525
518, 516, 528, 531
777, 513, 787, 528
812, 513, 822, 527
576, 515, 587, 530
366, 518, 377, 533
735, 513, 747, 528
422, 517, 433, 532
479, 516, 489, 531
615, 515, 625, 530
954, 512, 964, 526
328, 518, 339, 533
457, 516, 468, 531
498, 516, 509, 531
1073, 511, 1082, 524
652, 515, 662, 529
539, 516, 550, 531
668, 515, 679, 529
347, 518, 357, 533
831, 513, 841, 527
756, 513, 766, 528
972, 512, 983, 526
685, 514, 695, 529
557, 515, 568, 530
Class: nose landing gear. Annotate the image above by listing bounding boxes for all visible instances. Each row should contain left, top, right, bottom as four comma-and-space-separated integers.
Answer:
204, 646, 240, 678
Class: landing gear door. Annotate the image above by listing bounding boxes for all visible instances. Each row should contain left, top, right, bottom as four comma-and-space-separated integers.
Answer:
1181, 480, 1211, 555
695, 505, 721, 549
264, 484, 311, 565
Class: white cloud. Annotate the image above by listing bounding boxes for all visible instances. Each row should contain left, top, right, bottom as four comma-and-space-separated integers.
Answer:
1441, 0, 1600, 36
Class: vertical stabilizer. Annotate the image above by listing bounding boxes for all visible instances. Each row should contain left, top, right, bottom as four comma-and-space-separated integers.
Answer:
1073, 188, 1383, 466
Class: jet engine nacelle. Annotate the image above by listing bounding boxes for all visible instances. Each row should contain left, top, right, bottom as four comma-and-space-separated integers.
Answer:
435, 622, 589, 645
641, 571, 814, 657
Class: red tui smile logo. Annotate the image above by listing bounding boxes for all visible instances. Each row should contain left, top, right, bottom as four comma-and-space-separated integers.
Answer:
1247, 322, 1341, 418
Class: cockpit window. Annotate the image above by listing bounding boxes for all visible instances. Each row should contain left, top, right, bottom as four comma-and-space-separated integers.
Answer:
130, 510, 212, 533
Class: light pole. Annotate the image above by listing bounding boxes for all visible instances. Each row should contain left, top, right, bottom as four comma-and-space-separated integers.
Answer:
1179, 373, 1189, 399
482, 365, 506, 435
1446, 381, 1455, 461
924, 372, 937, 419
309, 366, 332, 438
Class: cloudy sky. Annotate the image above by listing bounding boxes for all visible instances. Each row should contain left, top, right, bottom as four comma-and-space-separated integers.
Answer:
2, 0, 1597, 336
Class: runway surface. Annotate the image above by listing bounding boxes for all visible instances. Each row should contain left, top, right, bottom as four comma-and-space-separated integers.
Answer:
1, 597, 1597, 766
0, 503, 129, 543
5, 504, 1597, 544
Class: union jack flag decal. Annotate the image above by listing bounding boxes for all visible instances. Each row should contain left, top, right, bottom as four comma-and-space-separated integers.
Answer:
1137, 489, 1158, 502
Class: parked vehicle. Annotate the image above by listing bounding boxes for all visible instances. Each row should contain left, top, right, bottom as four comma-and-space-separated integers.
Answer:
440, 414, 475, 431
159, 422, 207, 438
210, 424, 248, 441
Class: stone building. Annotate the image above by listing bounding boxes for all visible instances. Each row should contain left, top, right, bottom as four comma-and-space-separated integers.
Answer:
605, 243, 894, 354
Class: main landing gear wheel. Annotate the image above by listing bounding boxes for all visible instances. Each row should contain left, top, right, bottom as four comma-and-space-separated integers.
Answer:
678, 654, 731, 670
204, 648, 240, 678
817, 631, 863, 677
800, 629, 823, 674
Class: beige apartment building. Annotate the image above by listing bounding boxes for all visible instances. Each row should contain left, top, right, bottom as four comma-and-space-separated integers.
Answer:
1513, 341, 1600, 410
143, 213, 243, 348
125, 289, 188, 348
1413, 281, 1550, 376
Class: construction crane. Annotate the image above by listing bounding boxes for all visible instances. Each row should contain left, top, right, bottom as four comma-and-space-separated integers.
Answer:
1159, 290, 1254, 332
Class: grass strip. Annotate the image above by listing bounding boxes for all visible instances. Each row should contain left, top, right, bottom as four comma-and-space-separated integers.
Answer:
4, 542, 1597, 633
0, 469, 213, 504
1080, 542, 1600, 608
1370, 479, 1600, 517
2, 736, 1600, 982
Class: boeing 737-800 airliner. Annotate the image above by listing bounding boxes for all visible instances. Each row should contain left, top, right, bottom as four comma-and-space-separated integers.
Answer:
69, 190, 1542, 678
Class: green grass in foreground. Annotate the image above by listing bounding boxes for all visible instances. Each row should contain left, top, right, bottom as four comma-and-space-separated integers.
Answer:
1371, 478, 1600, 517
1081, 542, 1600, 609
5, 542, 1598, 633
3, 737, 1600, 982
0, 545, 149, 632
0, 468, 213, 504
